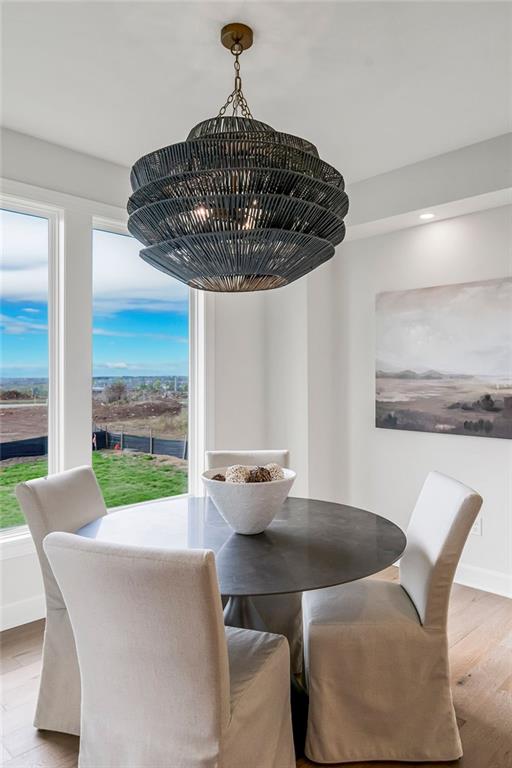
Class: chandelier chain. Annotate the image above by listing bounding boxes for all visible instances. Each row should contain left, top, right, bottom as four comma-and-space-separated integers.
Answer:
218, 44, 253, 119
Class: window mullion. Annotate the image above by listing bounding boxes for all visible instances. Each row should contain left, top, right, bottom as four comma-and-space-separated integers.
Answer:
58, 210, 93, 470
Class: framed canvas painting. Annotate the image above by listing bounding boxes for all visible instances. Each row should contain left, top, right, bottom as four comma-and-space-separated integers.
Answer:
375, 277, 512, 439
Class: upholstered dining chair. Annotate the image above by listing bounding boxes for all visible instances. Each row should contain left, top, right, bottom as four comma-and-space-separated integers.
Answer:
206, 449, 303, 672
43, 532, 295, 768
15, 466, 107, 735
302, 471, 482, 764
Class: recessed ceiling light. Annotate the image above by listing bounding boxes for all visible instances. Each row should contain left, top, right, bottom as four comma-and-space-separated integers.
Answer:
419, 212, 435, 220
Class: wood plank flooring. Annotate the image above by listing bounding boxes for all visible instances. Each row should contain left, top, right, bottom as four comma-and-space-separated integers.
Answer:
2, 568, 511, 768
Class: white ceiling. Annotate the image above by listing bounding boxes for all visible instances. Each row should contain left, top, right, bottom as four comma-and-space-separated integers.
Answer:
1, 1, 511, 182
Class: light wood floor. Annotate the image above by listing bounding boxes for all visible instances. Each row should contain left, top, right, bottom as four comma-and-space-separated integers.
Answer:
1, 568, 511, 768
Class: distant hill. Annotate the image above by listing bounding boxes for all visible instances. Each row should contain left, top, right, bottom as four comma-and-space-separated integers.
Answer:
376, 369, 472, 380
421, 369, 444, 379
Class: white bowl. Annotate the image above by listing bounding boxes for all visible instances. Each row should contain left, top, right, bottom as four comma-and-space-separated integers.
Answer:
202, 467, 296, 535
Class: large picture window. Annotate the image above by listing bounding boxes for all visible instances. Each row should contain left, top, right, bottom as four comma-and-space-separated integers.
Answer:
91, 228, 189, 506
0, 209, 50, 528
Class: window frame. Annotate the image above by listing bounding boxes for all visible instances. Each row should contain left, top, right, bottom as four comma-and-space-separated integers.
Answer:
0, 195, 60, 539
0, 181, 210, 544
92, 216, 197, 501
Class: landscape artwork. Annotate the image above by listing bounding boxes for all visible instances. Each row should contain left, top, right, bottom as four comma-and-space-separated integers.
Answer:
375, 277, 512, 439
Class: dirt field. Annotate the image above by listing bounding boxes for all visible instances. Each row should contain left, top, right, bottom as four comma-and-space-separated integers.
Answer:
0, 405, 48, 441
1, 399, 188, 442
93, 399, 187, 440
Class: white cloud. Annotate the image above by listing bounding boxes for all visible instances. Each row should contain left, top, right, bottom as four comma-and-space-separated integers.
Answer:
93, 327, 187, 343
95, 360, 188, 373
1, 210, 48, 268
1, 266, 48, 302
1, 210, 49, 301
0, 314, 48, 335
0, 363, 48, 372
93, 298, 187, 317
92, 230, 189, 309
21, 307, 41, 314
1, 214, 189, 308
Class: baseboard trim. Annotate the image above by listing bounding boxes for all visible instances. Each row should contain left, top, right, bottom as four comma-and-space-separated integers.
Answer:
1, 594, 45, 632
455, 563, 512, 599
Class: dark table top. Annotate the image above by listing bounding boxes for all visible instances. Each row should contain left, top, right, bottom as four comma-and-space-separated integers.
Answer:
76, 495, 406, 596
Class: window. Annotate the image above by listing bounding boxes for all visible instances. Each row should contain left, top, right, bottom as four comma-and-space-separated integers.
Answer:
0, 198, 201, 536
0, 209, 49, 529
91, 228, 189, 507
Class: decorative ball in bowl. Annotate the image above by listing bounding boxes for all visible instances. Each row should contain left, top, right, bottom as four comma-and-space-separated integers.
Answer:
202, 465, 296, 535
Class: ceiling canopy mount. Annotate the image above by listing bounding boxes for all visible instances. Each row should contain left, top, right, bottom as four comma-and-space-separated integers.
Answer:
220, 22, 254, 52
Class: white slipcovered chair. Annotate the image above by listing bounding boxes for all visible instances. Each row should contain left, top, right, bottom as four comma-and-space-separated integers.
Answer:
15, 466, 107, 735
206, 449, 303, 673
43, 532, 295, 768
302, 470, 483, 764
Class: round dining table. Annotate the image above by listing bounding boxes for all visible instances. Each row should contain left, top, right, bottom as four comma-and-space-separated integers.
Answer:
76, 493, 406, 754
76, 494, 406, 628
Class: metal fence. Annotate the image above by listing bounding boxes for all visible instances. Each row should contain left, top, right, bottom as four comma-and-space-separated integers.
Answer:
1, 431, 187, 461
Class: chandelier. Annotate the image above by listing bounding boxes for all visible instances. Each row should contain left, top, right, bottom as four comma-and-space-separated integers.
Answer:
128, 23, 348, 292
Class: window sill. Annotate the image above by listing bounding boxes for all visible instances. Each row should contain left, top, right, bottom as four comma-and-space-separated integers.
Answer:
107, 490, 192, 513
0, 528, 35, 560
0, 492, 197, 561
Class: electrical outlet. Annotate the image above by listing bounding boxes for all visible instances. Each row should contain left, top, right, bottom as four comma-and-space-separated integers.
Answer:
471, 516, 482, 536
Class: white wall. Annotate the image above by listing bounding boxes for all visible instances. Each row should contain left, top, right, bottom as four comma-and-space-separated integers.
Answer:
1, 544, 45, 630
267, 206, 512, 596
339, 206, 512, 591
348, 133, 512, 229
265, 280, 310, 496
211, 292, 267, 451
262, 132, 512, 597
1, 128, 130, 208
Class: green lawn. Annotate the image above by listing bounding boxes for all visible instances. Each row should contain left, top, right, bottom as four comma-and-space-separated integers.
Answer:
0, 451, 188, 529
0, 458, 49, 528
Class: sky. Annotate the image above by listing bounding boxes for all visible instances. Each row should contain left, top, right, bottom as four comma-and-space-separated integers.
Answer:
376, 278, 512, 377
1, 209, 189, 379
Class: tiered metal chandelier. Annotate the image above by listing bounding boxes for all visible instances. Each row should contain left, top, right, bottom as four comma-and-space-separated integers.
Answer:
128, 23, 348, 292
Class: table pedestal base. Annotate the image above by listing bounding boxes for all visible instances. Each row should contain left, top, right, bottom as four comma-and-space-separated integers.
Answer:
223, 595, 267, 632
223, 594, 308, 758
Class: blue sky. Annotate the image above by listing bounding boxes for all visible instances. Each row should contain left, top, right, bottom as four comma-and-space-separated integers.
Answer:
0, 299, 49, 378
92, 230, 189, 377
1, 210, 189, 379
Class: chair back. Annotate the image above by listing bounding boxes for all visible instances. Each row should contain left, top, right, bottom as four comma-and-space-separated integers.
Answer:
43, 533, 231, 766
16, 466, 107, 611
206, 449, 289, 470
400, 471, 482, 629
